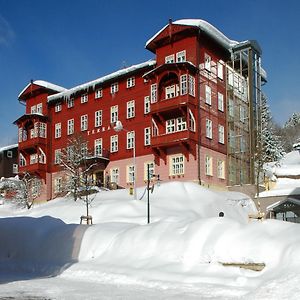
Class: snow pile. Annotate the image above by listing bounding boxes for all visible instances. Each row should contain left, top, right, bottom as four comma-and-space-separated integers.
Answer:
2, 181, 300, 298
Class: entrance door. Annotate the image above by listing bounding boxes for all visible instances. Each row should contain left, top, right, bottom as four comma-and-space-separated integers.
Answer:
95, 171, 104, 187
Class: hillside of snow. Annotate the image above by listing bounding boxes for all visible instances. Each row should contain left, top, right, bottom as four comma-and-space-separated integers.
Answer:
1, 181, 300, 299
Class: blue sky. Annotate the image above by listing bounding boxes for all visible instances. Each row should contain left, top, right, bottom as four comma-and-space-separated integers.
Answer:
0, 0, 299, 146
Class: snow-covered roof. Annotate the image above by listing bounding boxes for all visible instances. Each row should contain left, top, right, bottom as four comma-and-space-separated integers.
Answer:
48, 60, 156, 103
146, 19, 239, 50
0, 143, 18, 153
18, 80, 66, 99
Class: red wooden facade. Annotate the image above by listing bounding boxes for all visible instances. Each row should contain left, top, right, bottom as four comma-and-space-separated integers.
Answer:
14, 19, 250, 200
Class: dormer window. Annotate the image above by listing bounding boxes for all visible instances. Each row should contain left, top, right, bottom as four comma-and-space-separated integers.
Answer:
165, 54, 175, 64
176, 50, 186, 62
55, 103, 62, 112
111, 82, 118, 94
95, 88, 103, 99
127, 77, 135, 88
81, 94, 88, 103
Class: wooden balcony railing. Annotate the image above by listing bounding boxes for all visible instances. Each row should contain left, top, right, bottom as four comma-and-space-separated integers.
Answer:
151, 130, 197, 147
19, 136, 47, 150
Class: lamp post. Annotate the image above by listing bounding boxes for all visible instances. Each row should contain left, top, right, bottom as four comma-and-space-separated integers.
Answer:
146, 163, 160, 224
113, 120, 137, 200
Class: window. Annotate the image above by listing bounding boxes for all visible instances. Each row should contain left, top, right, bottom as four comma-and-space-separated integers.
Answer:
205, 155, 213, 176
204, 54, 211, 71
31, 105, 37, 114
95, 110, 102, 127
165, 54, 175, 63
54, 149, 61, 164
19, 153, 26, 167
67, 145, 75, 161
81, 115, 88, 131
188, 75, 195, 97
152, 119, 159, 136
228, 70, 234, 87
205, 85, 211, 105
67, 98, 74, 108
30, 154, 38, 165
18, 128, 23, 142
180, 74, 187, 95
127, 100, 135, 118
144, 96, 150, 114
166, 119, 176, 133
55, 123, 61, 138
217, 160, 225, 179
217, 61, 224, 80
67, 119, 74, 135
206, 119, 212, 139
111, 82, 118, 94
12, 164, 18, 174
127, 77, 135, 88
36, 103, 43, 114
94, 138, 102, 157
218, 92, 224, 112
176, 50, 186, 62
81, 94, 88, 103
81, 143, 88, 156
170, 155, 184, 176
189, 109, 196, 132
7, 150, 12, 158
165, 85, 175, 99
127, 131, 135, 149
31, 178, 41, 198
127, 165, 135, 183
54, 177, 62, 193
144, 127, 151, 146
55, 103, 62, 112
110, 135, 118, 153
110, 105, 118, 123
110, 168, 119, 184
218, 125, 225, 144
240, 106, 246, 123
177, 117, 187, 131
39, 148, 46, 164
228, 98, 234, 117
144, 162, 155, 180
95, 88, 103, 99
39, 123, 47, 138
150, 84, 157, 103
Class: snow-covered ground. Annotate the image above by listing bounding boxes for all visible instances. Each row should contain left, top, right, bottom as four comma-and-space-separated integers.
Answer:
1, 181, 300, 299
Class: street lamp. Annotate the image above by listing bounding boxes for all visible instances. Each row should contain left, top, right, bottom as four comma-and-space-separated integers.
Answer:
146, 163, 160, 224
113, 120, 137, 200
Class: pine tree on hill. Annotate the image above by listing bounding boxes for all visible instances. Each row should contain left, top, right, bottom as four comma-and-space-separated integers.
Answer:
284, 112, 300, 128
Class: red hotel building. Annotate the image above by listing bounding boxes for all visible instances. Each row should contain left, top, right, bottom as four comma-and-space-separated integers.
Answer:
14, 19, 265, 200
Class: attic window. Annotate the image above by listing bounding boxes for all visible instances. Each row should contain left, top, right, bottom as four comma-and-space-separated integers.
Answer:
7, 150, 12, 158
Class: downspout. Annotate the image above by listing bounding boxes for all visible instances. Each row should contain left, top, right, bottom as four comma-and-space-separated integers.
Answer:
197, 30, 202, 185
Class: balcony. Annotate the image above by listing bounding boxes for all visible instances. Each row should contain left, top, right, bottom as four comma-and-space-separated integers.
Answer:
151, 130, 197, 148
19, 137, 47, 151
151, 94, 197, 116
19, 162, 47, 174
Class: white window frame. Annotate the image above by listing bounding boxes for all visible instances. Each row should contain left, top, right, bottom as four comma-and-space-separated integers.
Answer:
67, 98, 74, 108
165, 85, 176, 99
180, 74, 187, 95
188, 75, 195, 97
31, 105, 37, 114
217, 61, 224, 80
165, 54, 175, 63
205, 155, 213, 176
126, 131, 135, 149
126, 77, 135, 88
127, 100, 135, 119
55, 103, 62, 112
150, 84, 157, 103
144, 161, 155, 180
144, 127, 151, 146
188, 109, 196, 132
176, 50, 186, 62
110, 168, 119, 184
166, 119, 176, 133
38, 147, 46, 164
39, 122, 46, 138
81, 94, 88, 103
127, 165, 135, 183
205, 85, 212, 105
67, 119, 74, 135
206, 119, 213, 139
204, 53, 211, 71
81, 114, 88, 131
217, 160, 225, 179
55, 123, 61, 138
54, 149, 61, 165
176, 117, 187, 131
30, 153, 38, 165
218, 92, 224, 112
54, 177, 62, 193
95, 110, 102, 127
36, 103, 43, 114
94, 138, 102, 157
95, 88, 103, 99
170, 154, 184, 176
218, 125, 225, 144
110, 135, 118, 153
144, 96, 150, 114
110, 82, 118, 94
19, 153, 26, 167
7, 150, 12, 158
110, 105, 118, 123
12, 164, 18, 174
